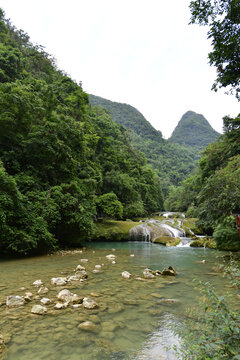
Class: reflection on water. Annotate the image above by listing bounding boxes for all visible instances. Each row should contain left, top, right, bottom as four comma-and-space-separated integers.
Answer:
0, 242, 230, 360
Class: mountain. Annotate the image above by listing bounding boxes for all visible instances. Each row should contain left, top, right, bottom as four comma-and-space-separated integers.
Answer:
89, 95, 203, 193
89, 94, 163, 142
169, 111, 220, 149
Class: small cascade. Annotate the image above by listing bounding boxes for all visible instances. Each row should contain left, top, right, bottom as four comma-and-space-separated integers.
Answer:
160, 223, 185, 238
176, 238, 192, 247
129, 224, 151, 242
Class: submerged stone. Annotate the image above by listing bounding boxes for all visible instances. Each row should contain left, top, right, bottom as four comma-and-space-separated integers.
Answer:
38, 286, 49, 295
78, 321, 99, 333
6, 295, 25, 307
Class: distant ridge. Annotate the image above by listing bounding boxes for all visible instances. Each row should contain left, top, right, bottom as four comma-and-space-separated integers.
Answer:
89, 94, 163, 142
169, 111, 220, 148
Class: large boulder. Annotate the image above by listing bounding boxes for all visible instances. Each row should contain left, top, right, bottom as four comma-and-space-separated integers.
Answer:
6, 296, 25, 307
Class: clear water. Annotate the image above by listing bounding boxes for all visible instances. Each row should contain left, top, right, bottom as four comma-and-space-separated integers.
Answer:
0, 242, 234, 360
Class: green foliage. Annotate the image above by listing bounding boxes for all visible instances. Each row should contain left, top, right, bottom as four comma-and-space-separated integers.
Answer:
0, 10, 164, 255
190, 0, 240, 99
198, 155, 240, 231
96, 193, 123, 219
174, 282, 240, 359
213, 221, 240, 251
220, 254, 240, 289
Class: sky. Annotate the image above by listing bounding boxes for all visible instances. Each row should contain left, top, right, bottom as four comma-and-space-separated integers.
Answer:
1, 0, 239, 138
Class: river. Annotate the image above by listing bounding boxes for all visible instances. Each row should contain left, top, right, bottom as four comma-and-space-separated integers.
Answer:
0, 241, 233, 360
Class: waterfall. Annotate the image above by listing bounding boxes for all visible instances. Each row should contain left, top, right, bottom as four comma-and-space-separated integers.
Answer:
160, 223, 185, 238
129, 224, 151, 242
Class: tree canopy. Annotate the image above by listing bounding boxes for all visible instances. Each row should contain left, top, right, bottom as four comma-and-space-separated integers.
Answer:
190, 0, 240, 99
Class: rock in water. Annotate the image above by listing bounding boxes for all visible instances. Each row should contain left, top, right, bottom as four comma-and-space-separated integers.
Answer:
161, 266, 177, 276
51, 277, 68, 286
78, 321, 99, 333
142, 268, 155, 279
83, 297, 98, 309
6, 295, 25, 307
106, 254, 116, 260
32, 280, 43, 287
75, 264, 86, 271
31, 304, 47, 315
40, 298, 51, 305
38, 286, 49, 295
121, 271, 131, 279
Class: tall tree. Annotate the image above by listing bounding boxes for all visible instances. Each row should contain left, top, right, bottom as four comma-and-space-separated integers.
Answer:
190, 0, 240, 99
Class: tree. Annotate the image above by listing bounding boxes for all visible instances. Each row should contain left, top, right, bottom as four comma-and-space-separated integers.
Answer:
190, 0, 240, 99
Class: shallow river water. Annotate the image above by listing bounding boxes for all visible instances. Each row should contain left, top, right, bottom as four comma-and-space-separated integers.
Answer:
0, 241, 235, 360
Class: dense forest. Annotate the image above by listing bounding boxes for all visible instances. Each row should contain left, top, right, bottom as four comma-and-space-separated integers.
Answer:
89, 95, 219, 195
0, 8, 164, 256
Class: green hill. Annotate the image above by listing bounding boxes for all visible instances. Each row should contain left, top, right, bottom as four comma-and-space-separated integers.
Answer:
89, 95, 204, 194
89, 94, 163, 142
170, 111, 220, 148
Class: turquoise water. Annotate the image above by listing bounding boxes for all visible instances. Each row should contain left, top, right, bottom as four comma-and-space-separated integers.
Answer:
0, 242, 235, 360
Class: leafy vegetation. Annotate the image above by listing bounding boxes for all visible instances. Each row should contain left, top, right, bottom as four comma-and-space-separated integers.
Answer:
174, 281, 240, 360
190, 0, 240, 99
0, 9, 163, 256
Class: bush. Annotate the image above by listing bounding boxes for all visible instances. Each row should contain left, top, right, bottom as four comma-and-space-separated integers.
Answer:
213, 224, 240, 251
173, 282, 240, 360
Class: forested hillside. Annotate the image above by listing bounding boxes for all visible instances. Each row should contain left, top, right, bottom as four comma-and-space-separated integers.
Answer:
170, 110, 220, 148
0, 9, 163, 256
89, 95, 219, 195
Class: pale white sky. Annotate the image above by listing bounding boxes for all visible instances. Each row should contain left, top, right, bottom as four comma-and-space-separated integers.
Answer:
1, 0, 239, 138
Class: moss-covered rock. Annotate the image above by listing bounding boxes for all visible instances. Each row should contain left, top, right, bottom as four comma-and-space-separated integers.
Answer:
182, 218, 203, 237
190, 238, 217, 249
94, 220, 141, 241
153, 236, 181, 246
